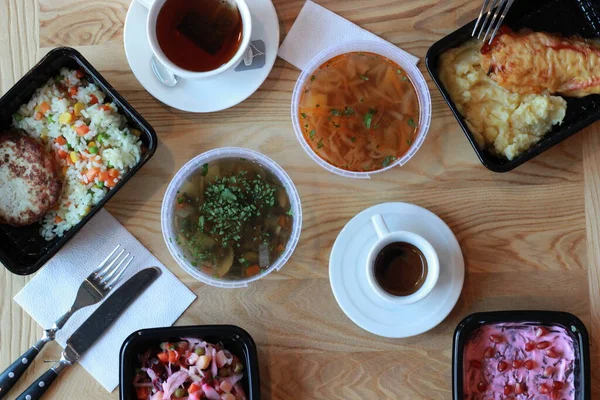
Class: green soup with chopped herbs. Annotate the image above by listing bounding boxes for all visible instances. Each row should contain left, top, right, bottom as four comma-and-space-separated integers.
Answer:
173, 158, 293, 280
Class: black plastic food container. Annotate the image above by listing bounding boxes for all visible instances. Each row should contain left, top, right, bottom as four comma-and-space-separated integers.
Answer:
119, 325, 261, 400
0, 47, 157, 275
426, 0, 600, 172
453, 311, 590, 399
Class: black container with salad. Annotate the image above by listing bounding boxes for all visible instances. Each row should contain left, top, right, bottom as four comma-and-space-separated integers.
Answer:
120, 325, 260, 400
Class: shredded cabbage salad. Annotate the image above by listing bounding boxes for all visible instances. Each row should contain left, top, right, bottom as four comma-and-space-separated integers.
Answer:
134, 338, 247, 400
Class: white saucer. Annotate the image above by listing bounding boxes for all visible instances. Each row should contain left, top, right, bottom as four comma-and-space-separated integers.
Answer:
329, 202, 465, 338
124, 0, 279, 112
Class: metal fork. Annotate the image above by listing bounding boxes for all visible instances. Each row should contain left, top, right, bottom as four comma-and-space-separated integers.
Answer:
472, 0, 516, 44
0, 245, 134, 399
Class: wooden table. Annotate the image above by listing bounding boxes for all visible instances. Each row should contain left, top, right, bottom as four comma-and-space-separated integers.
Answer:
1, 0, 599, 398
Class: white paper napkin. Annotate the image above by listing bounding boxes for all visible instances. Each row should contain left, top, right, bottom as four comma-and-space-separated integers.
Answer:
14, 208, 196, 392
278, 0, 419, 70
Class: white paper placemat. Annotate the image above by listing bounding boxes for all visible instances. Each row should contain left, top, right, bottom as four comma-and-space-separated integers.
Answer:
14, 208, 196, 392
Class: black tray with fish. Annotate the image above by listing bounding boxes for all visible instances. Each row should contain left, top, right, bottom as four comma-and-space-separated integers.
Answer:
426, 0, 600, 172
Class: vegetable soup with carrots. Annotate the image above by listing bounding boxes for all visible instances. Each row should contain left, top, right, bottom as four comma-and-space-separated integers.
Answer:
298, 52, 420, 172
173, 158, 293, 280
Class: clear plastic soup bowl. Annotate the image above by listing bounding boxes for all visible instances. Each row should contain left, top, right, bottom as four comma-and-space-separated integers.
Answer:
161, 147, 303, 288
291, 41, 432, 179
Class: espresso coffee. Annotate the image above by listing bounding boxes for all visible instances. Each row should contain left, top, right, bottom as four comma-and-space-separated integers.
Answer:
156, 0, 243, 72
374, 242, 428, 296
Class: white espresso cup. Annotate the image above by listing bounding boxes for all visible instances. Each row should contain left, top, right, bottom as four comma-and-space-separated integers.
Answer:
136, 0, 252, 80
366, 214, 440, 305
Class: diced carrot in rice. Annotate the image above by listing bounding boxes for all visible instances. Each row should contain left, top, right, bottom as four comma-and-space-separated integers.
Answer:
39, 102, 50, 113
75, 124, 89, 136
86, 168, 99, 181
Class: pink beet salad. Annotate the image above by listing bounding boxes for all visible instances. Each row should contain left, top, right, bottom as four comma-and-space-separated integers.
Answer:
463, 323, 576, 399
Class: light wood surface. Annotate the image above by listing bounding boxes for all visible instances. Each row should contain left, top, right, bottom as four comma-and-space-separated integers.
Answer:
1, 0, 599, 398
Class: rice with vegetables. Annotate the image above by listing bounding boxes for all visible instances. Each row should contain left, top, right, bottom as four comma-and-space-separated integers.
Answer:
12, 68, 143, 240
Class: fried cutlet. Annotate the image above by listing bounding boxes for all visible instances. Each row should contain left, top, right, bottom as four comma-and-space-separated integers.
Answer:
0, 129, 62, 226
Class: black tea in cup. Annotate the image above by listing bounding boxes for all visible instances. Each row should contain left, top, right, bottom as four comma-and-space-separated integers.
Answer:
374, 242, 428, 296
156, 0, 243, 72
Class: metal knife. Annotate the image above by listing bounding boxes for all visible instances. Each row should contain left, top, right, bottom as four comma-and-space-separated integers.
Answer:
15, 267, 160, 400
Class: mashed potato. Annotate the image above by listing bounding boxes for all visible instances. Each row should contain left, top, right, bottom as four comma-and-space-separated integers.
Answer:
439, 40, 567, 160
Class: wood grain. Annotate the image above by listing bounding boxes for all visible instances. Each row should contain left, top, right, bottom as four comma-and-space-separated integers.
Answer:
583, 124, 600, 396
0, 0, 598, 399
0, 0, 41, 397
39, 0, 129, 47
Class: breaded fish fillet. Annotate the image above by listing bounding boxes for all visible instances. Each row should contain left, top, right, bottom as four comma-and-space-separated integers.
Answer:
480, 27, 600, 97
0, 129, 62, 226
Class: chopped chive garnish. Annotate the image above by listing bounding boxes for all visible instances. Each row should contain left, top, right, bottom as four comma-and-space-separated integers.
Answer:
360, 74, 369, 81
363, 108, 377, 129
309, 129, 316, 139
407, 118, 417, 127
301, 112, 307, 119
382, 156, 396, 167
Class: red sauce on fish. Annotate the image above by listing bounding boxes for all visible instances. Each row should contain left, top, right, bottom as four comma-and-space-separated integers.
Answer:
480, 26, 514, 54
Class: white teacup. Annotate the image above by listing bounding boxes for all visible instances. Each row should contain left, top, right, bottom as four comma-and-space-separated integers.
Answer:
136, 0, 252, 81
366, 214, 440, 305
